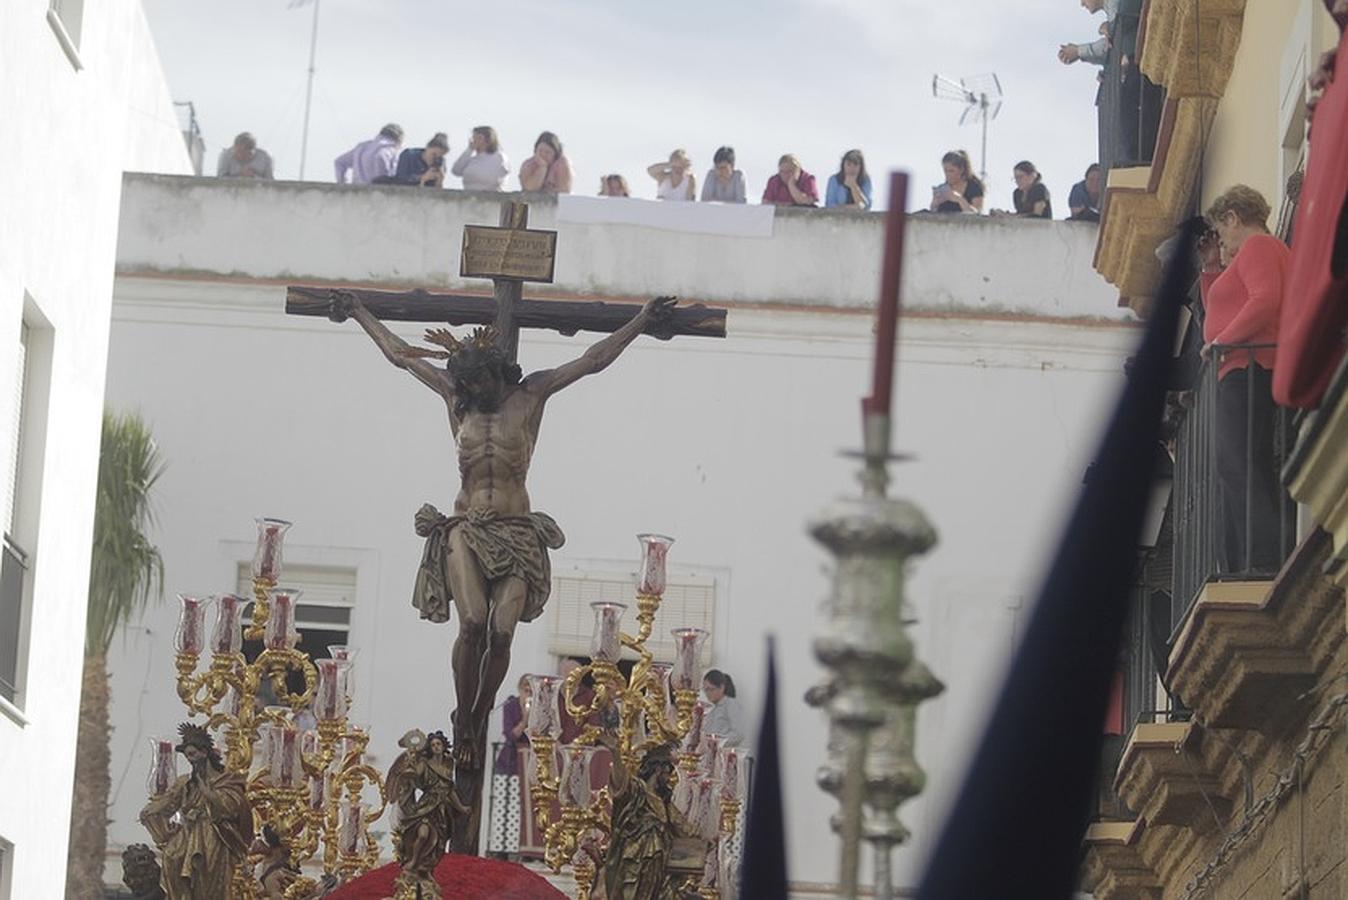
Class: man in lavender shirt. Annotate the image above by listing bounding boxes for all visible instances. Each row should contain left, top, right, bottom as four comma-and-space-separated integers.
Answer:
334, 123, 404, 184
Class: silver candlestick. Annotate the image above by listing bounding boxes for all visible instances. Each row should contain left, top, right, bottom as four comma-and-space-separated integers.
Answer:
810, 412, 942, 898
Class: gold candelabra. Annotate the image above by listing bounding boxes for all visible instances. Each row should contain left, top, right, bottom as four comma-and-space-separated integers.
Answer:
524, 534, 747, 900
147, 517, 386, 899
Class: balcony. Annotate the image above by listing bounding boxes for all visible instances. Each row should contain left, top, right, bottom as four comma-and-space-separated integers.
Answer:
1097, 9, 1166, 174
1171, 345, 1297, 630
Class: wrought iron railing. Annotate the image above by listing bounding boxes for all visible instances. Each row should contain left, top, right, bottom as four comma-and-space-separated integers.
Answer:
1171, 345, 1297, 631
173, 100, 205, 176
0, 534, 28, 703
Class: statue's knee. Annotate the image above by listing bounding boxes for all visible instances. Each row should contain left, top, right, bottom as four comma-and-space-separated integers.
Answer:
461, 620, 487, 644
489, 629, 514, 654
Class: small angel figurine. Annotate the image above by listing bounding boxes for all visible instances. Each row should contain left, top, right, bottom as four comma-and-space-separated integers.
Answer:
386, 729, 469, 900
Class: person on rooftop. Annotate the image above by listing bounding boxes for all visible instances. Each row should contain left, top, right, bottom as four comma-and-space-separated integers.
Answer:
647, 149, 697, 201
599, 174, 631, 197
392, 133, 450, 188
762, 154, 819, 206
334, 123, 404, 185
824, 149, 873, 209
451, 126, 510, 192
1068, 163, 1104, 221
1010, 161, 1053, 218
930, 150, 984, 214
519, 131, 573, 194
217, 132, 274, 179
1057, 0, 1118, 66
701, 146, 746, 203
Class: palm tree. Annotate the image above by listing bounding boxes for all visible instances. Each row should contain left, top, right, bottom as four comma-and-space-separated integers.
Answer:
65, 412, 166, 900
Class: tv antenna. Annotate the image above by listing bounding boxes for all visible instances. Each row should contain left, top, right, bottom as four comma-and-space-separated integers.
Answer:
931, 73, 1003, 185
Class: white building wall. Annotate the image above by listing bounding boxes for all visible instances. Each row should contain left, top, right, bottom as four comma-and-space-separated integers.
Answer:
102, 183, 1135, 890
0, 2, 191, 897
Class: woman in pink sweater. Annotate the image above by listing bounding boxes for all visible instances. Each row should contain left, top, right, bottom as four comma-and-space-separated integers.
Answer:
1199, 184, 1290, 573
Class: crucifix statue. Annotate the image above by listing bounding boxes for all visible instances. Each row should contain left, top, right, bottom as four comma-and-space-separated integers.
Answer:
287, 200, 725, 854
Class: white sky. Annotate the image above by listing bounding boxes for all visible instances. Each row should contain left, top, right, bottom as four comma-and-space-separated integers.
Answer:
142, 0, 1108, 212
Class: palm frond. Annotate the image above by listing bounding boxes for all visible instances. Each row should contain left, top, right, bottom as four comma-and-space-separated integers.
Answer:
86, 411, 167, 655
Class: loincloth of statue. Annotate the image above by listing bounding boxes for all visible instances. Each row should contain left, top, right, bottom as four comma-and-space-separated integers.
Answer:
412, 503, 566, 625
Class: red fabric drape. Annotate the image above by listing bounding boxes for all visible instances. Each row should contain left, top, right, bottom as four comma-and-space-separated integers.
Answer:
326, 853, 566, 900
1275, 27, 1348, 408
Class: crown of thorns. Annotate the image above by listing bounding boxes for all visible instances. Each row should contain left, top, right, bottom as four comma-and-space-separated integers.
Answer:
399, 325, 502, 366
176, 722, 215, 753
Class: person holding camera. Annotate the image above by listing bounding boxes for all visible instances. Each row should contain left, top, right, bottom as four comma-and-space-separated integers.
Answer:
930, 150, 984, 214
391, 133, 450, 188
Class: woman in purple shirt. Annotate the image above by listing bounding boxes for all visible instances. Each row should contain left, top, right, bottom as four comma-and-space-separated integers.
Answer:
488, 676, 532, 858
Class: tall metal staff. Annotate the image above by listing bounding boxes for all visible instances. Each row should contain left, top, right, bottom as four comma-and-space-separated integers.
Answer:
290, 0, 322, 180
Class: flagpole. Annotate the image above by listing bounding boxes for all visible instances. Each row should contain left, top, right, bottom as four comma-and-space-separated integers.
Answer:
297, 0, 321, 180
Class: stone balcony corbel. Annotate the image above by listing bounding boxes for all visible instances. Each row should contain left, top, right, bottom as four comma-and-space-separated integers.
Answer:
1166, 535, 1342, 732
1114, 722, 1232, 835
1081, 819, 1163, 900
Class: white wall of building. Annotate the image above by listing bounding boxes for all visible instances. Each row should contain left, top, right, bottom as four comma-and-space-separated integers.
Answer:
0, 2, 191, 896
116, 174, 1128, 320
101, 182, 1136, 890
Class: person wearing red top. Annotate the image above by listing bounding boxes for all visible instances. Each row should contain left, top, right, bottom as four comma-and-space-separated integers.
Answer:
1198, 184, 1290, 573
762, 154, 819, 206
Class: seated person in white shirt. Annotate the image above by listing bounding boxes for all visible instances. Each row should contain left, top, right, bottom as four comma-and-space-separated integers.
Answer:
702, 669, 746, 748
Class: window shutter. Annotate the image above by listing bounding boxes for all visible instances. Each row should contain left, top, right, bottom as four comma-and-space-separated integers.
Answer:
236, 562, 356, 634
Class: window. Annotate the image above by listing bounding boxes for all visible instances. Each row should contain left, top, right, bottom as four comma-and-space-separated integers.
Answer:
235, 562, 356, 672
549, 569, 716, 665
1, 324, 31, 706
46, 0, 84, 70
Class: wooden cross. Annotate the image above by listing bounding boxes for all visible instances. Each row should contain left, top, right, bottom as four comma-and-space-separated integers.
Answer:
285, 199, 727, 350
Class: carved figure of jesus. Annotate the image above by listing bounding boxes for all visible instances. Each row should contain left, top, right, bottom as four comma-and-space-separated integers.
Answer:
329, 292, 675, 762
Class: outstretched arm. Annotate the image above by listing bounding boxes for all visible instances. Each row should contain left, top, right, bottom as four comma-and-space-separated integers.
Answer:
525, 296, 676, 397
329, 292, 451, 398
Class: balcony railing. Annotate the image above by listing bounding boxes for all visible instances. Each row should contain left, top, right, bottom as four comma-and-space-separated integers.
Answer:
0, 534, 28, 703
1172, 346, 1297, 628
1097, 10, 1166, 173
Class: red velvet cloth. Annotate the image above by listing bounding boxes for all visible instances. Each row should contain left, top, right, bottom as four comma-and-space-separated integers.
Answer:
326, 854, 566, 900
1276, 27, 1348, 407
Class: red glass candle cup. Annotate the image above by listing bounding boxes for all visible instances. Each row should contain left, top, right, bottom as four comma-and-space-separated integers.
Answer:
636, 533, 675, 596
251, 518, 292, 581
209, 594, 245, 655
264, 589, 301, 651
670, 627, 708, 691
589, 601, 626, 663
147, 737, 176, 796
174, 595, 209, 655
315, 659, 346, 722
525, 675, 562, 740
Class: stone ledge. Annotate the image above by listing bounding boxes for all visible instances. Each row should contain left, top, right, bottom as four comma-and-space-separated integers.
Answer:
1081, 820, 1163, 900
1167, 536, 1342, 732
1114, 722, 1232, 833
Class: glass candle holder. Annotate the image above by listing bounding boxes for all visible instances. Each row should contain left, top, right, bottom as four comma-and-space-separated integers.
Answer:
525, 675, 562, 740
636, 533, 675, 596
264, 589, 301, 651
693, 776, 720, 840
698, 733, 724, 778
301, 729, 320, 759
589, 601, 627, 663
650, 663, 678, 729
269, 723, 302, 788
307, 773, 326, 812
314, 659, 347, 722
338, 729, 366, 768
174, 595, 209, 655
557, 744, 599, 808
681, 701, 708, 754
670, 627, 708, 691
327, 645, 356, 699
719, 746, 748, 801
221, 684, 241, 718
209, 594, 245, 656
147, 737, 177, 796
252, 518, 292, 581
338, 797, 364, 856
